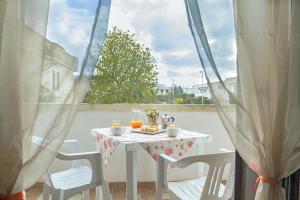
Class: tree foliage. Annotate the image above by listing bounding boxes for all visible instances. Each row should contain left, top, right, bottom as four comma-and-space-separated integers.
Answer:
85, 27, 158, 103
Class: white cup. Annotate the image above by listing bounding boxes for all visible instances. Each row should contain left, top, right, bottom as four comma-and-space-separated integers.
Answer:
166, 127, 181, 137
111, 126, 125, 136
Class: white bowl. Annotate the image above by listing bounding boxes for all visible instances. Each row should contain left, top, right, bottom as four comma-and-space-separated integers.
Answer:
166, 127, 181, 137
110, 126, 125, 136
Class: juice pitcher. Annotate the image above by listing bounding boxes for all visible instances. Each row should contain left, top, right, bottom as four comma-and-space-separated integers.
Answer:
130, 109, 144, 129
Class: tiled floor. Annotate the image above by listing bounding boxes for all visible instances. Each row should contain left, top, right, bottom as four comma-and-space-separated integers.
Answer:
26, 182, 170, 200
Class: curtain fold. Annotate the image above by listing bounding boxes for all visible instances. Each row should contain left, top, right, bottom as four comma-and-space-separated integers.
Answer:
185, 0, 300, 199
0, 0, 111, 195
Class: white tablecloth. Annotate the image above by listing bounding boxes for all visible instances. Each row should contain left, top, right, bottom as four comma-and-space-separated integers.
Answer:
93, 127, 202, 165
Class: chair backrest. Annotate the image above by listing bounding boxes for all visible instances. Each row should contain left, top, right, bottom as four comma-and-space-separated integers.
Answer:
31, 137, 81, 184
200, 152, 235, 200
59, 140, 82, 168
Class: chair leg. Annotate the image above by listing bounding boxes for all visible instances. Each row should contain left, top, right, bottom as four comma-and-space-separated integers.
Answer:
96, 186, 103, 200
83, 190, 90, 200
52, 189, 63, 200
155, 186, 164, 200
103, 180, 112, 200
155, 172, 164, 200
42, 184, 51, 200
155, 158, 164, 200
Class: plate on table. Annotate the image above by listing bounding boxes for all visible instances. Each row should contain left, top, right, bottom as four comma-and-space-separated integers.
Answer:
131, 128, 166, 135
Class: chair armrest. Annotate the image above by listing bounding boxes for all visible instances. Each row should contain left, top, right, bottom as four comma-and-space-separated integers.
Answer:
159, 154, 177, 164
170, 152, 234, 169
57, 151, 104, 185
56, 151, 99, 161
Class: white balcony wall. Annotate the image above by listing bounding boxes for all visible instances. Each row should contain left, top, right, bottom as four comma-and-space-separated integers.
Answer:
51, 104, 235, 182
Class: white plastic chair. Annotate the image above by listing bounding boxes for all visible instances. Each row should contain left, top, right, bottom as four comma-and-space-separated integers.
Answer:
155, 152, 235, 200
42, 140, 112, 200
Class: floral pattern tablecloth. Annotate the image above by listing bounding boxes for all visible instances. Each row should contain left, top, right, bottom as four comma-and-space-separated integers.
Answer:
93, 127, 206, 166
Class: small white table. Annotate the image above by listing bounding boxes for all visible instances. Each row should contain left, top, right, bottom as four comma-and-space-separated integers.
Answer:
91, 128, 211, 200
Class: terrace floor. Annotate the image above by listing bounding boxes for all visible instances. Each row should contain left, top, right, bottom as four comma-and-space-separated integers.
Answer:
26, 182, 170, 200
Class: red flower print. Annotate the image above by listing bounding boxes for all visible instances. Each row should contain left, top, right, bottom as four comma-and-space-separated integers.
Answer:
146, 145, 151, 153
187, 141, 194, 148
164, 147, 173, 155
153, 154, 158, 161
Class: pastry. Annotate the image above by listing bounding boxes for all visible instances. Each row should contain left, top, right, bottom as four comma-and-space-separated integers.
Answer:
141, 125, 159, 133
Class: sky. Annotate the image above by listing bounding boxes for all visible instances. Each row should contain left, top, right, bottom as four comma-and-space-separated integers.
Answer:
47, 0, 236, 86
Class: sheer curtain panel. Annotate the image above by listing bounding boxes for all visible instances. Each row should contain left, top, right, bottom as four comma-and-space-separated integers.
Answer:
185, 0, 300, 199
0, 0, 111, 196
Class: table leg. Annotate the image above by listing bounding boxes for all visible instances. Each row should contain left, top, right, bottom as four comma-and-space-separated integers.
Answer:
155, 157, 165, 200
197, 142, 204, 178
126, 150, 138, 200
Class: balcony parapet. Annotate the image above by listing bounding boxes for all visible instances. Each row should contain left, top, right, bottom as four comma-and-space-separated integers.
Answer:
79, 104, 236, 112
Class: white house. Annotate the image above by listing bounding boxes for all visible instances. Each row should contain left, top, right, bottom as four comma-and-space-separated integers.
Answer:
42, 40, 78, 103
211, 77, 237, 105
183, 84, 211, 99
156, 84, 172, 95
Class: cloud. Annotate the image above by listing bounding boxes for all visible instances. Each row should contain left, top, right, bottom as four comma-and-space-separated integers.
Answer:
109, 0, 236, 85
162, 50, 199, 67
167, 70, 181, 77
47, 0, 97, 60
198, 0, 237, 73
121, 0, 195, 52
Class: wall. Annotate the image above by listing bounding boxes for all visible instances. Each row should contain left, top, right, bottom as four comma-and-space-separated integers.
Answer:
61, 104, 235, 182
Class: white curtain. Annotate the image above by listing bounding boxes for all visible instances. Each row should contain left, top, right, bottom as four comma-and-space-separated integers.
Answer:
185, 0, 300, 199
0, 0, 111, 195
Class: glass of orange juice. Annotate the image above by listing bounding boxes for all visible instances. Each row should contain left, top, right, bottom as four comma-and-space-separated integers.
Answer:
130, 121, 143, 129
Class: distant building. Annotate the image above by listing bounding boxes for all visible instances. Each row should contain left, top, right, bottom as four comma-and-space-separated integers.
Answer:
42, 41, 78, 103
24, 26, 78, 103
156, 84, 172, 95
211, 77, 237, 105
155, 77, 236, 105
184, 84, 211, 99
156, 83, 211, 99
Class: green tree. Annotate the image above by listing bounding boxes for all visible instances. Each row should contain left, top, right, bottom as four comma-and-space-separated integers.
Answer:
187, 96, 212, 104
86, 27, 158, 103
174, 86, 184, 97
176, 97, 184, 104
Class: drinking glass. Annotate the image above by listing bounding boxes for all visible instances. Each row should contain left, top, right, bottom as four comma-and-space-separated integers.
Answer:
112, 120, 121, 127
